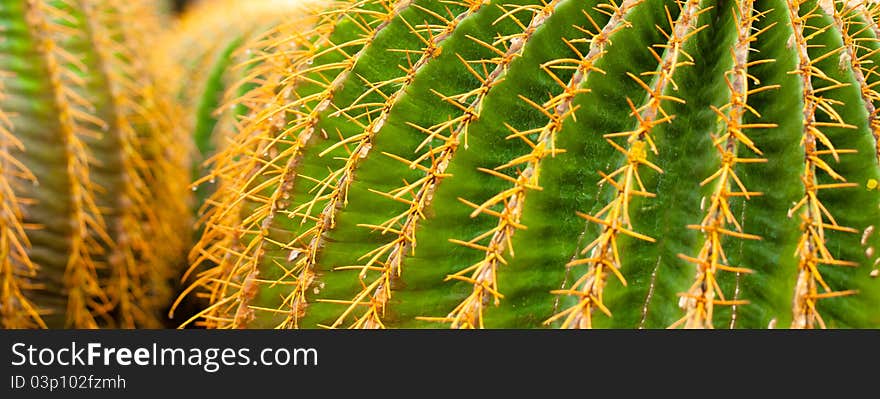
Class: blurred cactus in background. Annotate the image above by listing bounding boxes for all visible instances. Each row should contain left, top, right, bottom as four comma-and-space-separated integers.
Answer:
0, 0, 190, 328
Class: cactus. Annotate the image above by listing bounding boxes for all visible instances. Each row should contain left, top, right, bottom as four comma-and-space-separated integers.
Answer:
180, 0, 880, 329
0, 0, 189, 328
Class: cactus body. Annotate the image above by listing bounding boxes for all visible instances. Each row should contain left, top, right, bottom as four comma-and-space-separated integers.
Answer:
184, 0, 880, 328
0, 0, 189, 328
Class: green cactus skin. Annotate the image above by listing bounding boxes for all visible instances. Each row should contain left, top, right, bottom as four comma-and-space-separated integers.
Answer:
0, 0, 189, 328
183, 0, 880, 329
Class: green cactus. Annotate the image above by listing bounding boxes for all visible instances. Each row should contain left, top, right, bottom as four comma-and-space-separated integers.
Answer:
0, 0, 190, 328
179, 0, 880, 329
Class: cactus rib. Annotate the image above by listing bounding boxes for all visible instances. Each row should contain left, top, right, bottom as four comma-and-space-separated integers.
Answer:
670, 0, 777, 329
786, 0, 861, 329
308, 0, 490, 329
548, 0, 706, 329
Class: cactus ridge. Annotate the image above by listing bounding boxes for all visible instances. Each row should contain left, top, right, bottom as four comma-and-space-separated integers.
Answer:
666, 0, 771, 328
318, 0, 503, 329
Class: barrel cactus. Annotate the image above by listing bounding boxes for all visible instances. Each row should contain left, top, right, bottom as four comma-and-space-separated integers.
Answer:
0, 0, 189, 328
179, 0, 880, 329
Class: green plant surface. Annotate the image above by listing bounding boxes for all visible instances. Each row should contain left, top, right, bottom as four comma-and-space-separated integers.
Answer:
182, 0, 880, 329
